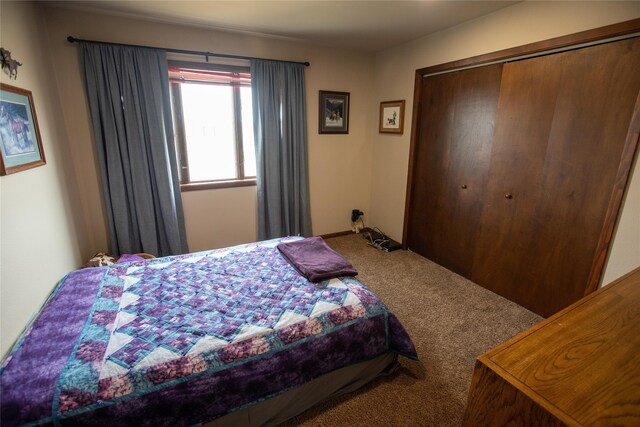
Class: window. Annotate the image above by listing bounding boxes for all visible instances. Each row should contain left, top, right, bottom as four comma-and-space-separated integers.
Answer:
169, 61, 255, 190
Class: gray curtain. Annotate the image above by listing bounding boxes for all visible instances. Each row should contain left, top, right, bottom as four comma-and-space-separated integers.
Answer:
251, 59, 312, 240
80, 42, 188, 256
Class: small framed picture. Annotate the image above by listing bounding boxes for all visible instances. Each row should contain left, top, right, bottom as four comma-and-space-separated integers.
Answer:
379, 100, 405, 134
0, 83, 46, 175
319, 90, 349, 134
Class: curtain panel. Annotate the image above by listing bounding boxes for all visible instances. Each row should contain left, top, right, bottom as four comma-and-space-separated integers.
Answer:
251, 59, 312, 240
80, 42, 188, 257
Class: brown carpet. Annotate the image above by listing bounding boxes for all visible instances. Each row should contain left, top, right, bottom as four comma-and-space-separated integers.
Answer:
281, 234, 542, 426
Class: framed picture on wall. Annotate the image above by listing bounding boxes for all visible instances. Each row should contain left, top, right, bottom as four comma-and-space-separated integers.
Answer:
0, 83, 46, 175
319, 90, 349, 134
379, 100, 405, 134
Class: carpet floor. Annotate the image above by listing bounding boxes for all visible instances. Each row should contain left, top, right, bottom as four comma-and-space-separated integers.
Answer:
281, 234, 542, 426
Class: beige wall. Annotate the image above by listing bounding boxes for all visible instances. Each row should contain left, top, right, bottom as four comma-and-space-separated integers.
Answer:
42, 6, 376, 253
0, 2, 90, 355
371, 1, 640, 284
181, 186, 257, 252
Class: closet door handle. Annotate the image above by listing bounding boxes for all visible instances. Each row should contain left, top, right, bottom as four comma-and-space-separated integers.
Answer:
461, 184, 467, 189
505, 193, 513, 199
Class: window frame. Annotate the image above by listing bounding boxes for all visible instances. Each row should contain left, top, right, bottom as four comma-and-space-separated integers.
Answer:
169, 61, 256, 191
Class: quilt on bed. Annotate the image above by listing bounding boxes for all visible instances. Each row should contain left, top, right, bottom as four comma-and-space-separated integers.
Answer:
1, 237, 417, 426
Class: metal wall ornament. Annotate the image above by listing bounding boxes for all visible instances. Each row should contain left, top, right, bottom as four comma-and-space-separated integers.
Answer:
0, 48, 22, 80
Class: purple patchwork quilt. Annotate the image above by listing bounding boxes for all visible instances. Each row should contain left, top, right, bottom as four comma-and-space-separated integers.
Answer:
1, 238, 417, 426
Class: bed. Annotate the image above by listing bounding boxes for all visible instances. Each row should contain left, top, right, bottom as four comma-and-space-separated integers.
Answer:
1, 237, 417, 426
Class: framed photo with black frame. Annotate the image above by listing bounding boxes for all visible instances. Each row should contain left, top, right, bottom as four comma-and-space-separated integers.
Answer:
0, 83, 46, 175
319, 90, 349, 134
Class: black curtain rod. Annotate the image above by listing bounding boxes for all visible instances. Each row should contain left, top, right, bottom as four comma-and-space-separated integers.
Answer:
66, 36, 310, 67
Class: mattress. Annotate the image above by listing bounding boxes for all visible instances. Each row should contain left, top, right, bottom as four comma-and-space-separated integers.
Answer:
1, 237, 417, 426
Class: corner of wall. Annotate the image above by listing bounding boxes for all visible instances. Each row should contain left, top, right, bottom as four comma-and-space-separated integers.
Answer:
0, 1, 91, 357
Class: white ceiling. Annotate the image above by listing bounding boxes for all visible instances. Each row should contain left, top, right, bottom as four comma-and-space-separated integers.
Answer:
46, 1, 520, 52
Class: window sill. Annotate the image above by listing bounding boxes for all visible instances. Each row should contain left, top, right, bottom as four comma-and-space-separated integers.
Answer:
180, 179, 256, 192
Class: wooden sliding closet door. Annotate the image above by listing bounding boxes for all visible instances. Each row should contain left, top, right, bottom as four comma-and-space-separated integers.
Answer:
470, 38, 640, 316
405, 24, 640, 318
406, 64, 502, 276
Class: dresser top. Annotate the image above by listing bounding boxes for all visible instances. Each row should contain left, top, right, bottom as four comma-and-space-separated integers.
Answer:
481, 268, 640, 425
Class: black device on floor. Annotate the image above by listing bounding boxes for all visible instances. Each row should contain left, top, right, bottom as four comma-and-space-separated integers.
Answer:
361, 227, 401, 252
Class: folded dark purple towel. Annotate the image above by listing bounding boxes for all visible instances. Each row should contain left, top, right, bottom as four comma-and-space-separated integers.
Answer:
277, 237, 358, 283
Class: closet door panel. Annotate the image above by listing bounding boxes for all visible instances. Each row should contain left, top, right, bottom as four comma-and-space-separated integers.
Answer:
407, 64, 502, 276
407, 72, 458, 259
523, 38, 640, 314
469, 54, 564, 311
471, 37, 640, 316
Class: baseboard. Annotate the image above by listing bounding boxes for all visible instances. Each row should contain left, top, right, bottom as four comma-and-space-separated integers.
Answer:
318, 230, 354, 239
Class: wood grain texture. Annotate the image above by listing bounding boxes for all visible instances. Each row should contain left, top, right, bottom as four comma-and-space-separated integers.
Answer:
406, 64, 502, 277
464, 268, 640, 426
471, 37, 640, 317
463, 361, 569, 427
402, 71, 424, 249
405, 30, 640, 317
469, 52, 562, 311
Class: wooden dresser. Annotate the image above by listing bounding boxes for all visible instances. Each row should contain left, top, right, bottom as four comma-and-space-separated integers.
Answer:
462, 267, 640, 426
